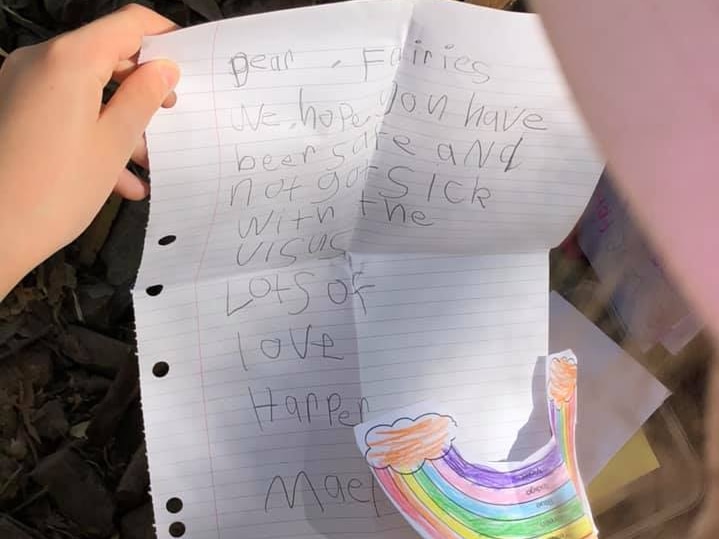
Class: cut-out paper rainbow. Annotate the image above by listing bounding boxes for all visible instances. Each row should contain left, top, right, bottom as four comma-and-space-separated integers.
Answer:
355, 350, 598, 539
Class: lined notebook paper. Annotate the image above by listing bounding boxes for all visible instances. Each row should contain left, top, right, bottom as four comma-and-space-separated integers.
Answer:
134, 1, 603, 537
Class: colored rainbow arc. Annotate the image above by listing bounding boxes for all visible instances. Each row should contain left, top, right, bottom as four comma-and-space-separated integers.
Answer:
365, 354, 597, 539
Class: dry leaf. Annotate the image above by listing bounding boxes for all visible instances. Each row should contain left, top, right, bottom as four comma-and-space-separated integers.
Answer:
69, 421, 90, 440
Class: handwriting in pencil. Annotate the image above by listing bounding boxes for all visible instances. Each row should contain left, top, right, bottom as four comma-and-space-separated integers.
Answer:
249, 386, 370, 431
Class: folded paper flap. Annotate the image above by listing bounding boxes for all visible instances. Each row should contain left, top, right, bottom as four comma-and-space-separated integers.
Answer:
355, 350, 597, 538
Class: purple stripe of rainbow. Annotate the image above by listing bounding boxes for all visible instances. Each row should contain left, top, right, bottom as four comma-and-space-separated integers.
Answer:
443, 444, 563, 489
430, 457, 571, 505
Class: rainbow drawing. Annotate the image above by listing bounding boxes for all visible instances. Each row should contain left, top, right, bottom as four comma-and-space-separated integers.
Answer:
355, 350, 597, 539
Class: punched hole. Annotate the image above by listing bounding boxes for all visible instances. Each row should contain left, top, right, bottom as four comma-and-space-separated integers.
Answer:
169, 522, 185, 537
158, 235, 176, 246
153, 362, 170, 378
146, 284, 163, 296
166, 497, 183, 514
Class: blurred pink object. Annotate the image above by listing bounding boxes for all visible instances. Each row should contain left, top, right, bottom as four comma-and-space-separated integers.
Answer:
534, 0, 719, 339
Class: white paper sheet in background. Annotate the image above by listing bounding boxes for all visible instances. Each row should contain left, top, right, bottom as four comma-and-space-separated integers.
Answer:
549, 292, 669, 481
579, 174, 703, 354
133, 1, 605, 538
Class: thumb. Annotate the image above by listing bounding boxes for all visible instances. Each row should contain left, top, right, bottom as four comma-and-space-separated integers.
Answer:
99, 59, 180, 163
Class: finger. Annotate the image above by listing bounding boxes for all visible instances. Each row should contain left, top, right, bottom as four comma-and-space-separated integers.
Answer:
99, 59, 180, 168
112, 60, 177, 108
131, 135, 149, 169
115, 168, 150, 200
72, 4, 178, 83
112, 58, 137, 83
162, 91, 177, 108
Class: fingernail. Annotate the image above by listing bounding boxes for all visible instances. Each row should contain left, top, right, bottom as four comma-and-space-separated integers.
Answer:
158, 61, 180, 91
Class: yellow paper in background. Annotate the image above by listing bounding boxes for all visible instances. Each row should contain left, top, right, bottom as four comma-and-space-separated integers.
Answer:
588, 429, 660, 515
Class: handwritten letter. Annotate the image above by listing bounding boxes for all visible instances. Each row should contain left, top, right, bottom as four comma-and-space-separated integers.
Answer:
134, 1, 603, 538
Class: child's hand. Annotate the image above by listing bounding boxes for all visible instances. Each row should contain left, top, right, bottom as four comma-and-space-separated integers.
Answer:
0, 4, 180, 298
